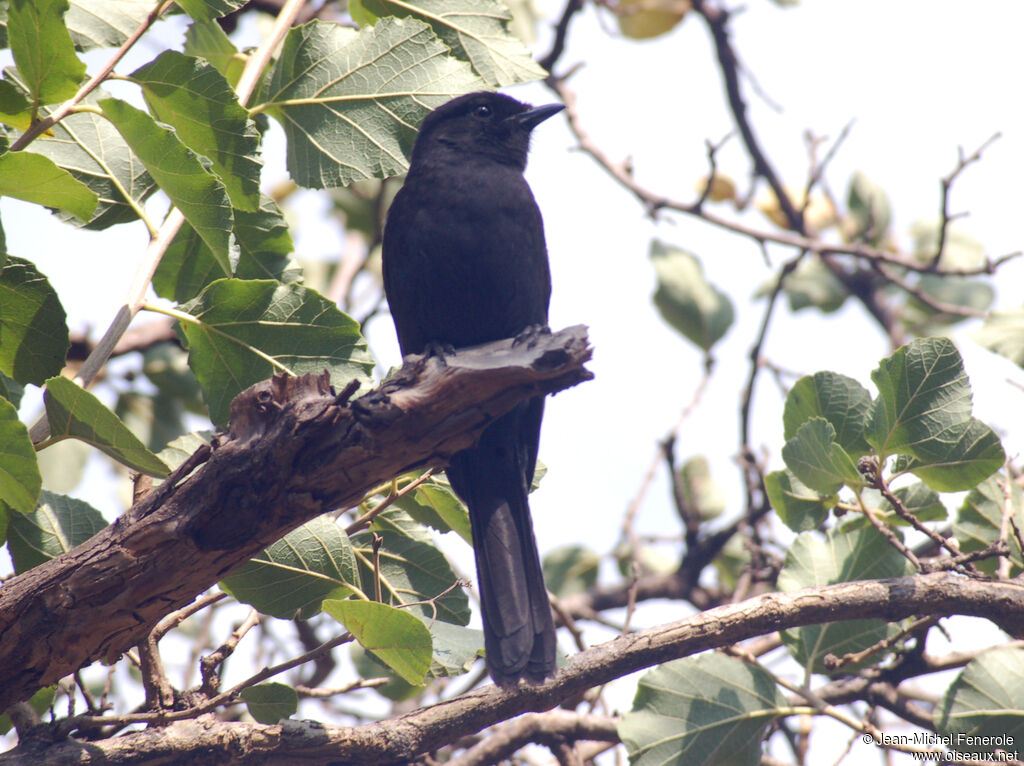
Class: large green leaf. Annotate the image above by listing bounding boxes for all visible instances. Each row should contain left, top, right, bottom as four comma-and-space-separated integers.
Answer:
239, 683, 297, 724
0, 256, 70, 385
779, 256, 848, 314
132, 51, 261, 211
174, 0, 247, 21
778, 526, 914, 674
953, 473, 1024, 575
221, 516, 360, 618
867, 337, 1004, 491
183, 20, 242, 83
7, 490, 107, 572
353, 510, 470, 625
764, 469, 828, 533
0, 395, 39, 514
177, 279, 374, 426
100, 97, 235, 271
359, 0, 546, 86
650, 240, 734, 352
781, 418, 864, 495
937, 647, 1024, 756
43, 375, 170, 477
65, 0, 155, 50
618, 653, 786, 766
391, 473, 472, 544
7, 0, 86, 105
264, 18, 485, 188
323, 599, 432, 685
0, 151, 98, 221
783, 371, 871, 456
154, 195, 301, 303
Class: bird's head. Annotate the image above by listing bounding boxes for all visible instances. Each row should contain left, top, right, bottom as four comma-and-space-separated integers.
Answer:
410, 91, 564, 170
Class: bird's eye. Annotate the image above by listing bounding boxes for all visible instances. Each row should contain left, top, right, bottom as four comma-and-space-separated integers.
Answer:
473, 104, 492, 118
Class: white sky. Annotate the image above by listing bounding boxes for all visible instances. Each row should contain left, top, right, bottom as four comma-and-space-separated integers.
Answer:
4, 1, 1024, 760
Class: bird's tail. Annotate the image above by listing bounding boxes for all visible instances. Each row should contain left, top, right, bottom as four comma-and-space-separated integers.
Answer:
446, 403, 556, 685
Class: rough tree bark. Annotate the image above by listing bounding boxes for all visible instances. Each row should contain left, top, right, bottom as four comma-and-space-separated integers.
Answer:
0, 326, 593, 713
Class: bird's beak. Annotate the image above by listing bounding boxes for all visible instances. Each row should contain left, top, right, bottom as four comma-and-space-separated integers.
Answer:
513, 103, 565, 131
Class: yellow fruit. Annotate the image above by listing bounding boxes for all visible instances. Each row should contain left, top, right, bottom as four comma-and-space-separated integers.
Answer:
616, 0, 691, 40
756, 186, 836, 234
696, 174, 737, 203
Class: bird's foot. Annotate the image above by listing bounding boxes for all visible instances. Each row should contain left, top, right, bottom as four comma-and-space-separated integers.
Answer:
512, 324, 551, 350
420, 340, 456, 367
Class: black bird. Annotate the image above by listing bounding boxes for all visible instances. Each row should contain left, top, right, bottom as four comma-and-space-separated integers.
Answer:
382, 91, 563, 685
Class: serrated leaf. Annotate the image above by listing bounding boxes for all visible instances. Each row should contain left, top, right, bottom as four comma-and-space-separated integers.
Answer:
361, 0, 546, 86
973, 307, 1024, 368
7, 490, 107, 572
239, 683, 297, 724
846, 171, 890, 246
0, 151, 98, 221
784, 371, 872, 456
937, 647, 1024, 755
953, 473, 1024, 575
154, 195, 300, 303
650, 240, 734, 352
867, 337, 1004, 490
183, 20, 241, 81
221, 516, 360, 618
618, 653, 786, 766
100, 97, 234, 269
264, 18, 486, 188
43, 375, 170, 477
323, 599, 432, 685
65, 0, 155, 50
778, 526, 914, 674
782, 418, 864, 494
177, 279, 374, 426
542, 544, 599, 597
354, 510, 470, 625
765, 469, 828, 532
174, 0, 247, 21
0, 395, 40, 514
132, 51, 261, 211
8, 0, 86, 105
0, 256, 70, 385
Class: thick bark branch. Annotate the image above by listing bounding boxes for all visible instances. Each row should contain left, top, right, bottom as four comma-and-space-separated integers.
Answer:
0, 326, 593, 712
3, 573, 1022, 764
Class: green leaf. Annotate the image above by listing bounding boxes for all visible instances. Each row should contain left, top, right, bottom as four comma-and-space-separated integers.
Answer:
867, 337, 1004, 491
880, 481, 947, 524
782, 418, 864, 494
618, 653, 786, 766
765, 469, 828, 532
100, 97, 235, 270
221, 516, 360, 618
65, 0, 155, 50
43, 375, 170, 477
354, 510, 470, 625
650, 240, 734, 352
7, 490, 107, 572
0, 371, 25, 408
426, 619, 483, 677
8, 0, 86, 105
177, 279, 374, 426
154, 195, 301, 303
157, 430, 213, 473
360, 0, 546, 86
846, 171, 890, 246
910, 220, 985, 270
779, 256, 848, 314
974, 307, 1024, 368
264, 18, 485, 188
0, 151, 98, 221
323, 599, 432, 685
0, 395, 40, 514
392, 474, 472, 544
937, 647, 1024, 755
954, 473, 1024, 575
183, 20, 242, 82
0, 256, 70, 385
784, 371, 872, 456
174, 0, 248, 22
0, 77, 32, 130
239, 683, 298, 724
542, 544, 599, 598
778, 526, 914, 674
132, 51, 261, 211
676, 455, 726, 520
